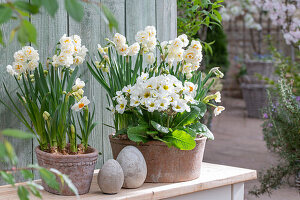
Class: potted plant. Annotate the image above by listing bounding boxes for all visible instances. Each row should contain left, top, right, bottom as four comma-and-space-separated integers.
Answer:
1, 35, 98, 195
88, 26, 225, 182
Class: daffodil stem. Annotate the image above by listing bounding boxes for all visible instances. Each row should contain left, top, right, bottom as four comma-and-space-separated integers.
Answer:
207, 102, 217, 108
167, 116, 170, 128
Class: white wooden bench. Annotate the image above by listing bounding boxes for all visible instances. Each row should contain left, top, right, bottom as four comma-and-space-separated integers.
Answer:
0, 162, 256, 200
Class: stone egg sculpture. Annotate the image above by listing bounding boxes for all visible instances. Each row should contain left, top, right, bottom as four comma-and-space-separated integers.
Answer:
97, 159, 124, 194
116, 146, 147, 188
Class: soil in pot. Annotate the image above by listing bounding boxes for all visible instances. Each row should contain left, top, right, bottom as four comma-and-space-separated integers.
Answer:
110, 135, 206, 183
35, 145, 98, 196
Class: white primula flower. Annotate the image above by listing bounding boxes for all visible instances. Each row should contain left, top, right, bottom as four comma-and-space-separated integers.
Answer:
130, 96, 140, 107
113, 33, 126, 46
127, 42, 140, 56
71, 96, 90, 111
190, 40, 202, 54
157, 98, 170, 111
6, 65, 18, 76
145, 52, 155, 65
72, 78, 85, 91
178, 34, 189, 47
145, 26, 156, 38
116, 98, 127, 114
172, 99, 187, 113
214, 106, 225, 116
122, 85, 133, 94
97, 44, 105, 54
145, 98, 158, 112
116, 44, 129, 56
214, 91, 221, 103
14, 50, 26, 62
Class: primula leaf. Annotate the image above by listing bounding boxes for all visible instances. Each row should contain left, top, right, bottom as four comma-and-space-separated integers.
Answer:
163, 130, 196, 150
127, 125, 149, 143
196, 102, 207, 118
41, 0, 58, 17
173, 106, 201, 128
0, 6, 12, 24
39, 168, 60, 192
0, 171, 15, 185
18, 19, 37, 45
189, 122, 214, 140
65, 0, 84, 22
17, 186, 30, 200
151, 121, 169, 134
28, 184, 42, 199
100, 4, 119, 32
2, 129, 34, 139
183, 127, 197, 138
4, 140, 18, 165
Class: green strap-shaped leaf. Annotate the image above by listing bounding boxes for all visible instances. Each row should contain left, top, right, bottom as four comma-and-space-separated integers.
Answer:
2, 129, 34, 139
163, 130, 196, 150
151, 121, 169, 134
127, 125, 150, 143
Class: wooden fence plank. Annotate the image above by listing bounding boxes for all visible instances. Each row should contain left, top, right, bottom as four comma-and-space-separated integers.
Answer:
156, 0, 177, 41
125, 0, 156, 44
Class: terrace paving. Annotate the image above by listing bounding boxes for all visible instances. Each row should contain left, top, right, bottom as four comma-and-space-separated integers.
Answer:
203, 97, 300, 200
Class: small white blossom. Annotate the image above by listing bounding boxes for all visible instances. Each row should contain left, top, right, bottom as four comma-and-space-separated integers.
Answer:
72, 78, 85, 91
71, 96, 90, 111
145, 53, 155, 65
214, 106, 225, 116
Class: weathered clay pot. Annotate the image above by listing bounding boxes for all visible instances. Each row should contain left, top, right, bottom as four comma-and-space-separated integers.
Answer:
109, 135, 206, 183
35, 146, 98, 195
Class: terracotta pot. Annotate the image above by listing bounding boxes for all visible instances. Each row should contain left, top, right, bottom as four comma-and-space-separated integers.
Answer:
109, 135, 206, 183
35, 146, 98, 195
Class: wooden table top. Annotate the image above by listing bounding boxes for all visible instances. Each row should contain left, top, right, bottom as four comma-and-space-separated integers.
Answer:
0, 162, 257, 200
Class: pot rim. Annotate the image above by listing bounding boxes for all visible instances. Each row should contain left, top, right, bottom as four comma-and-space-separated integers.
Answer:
109, 134, 207, 146
35, 145, 98, 159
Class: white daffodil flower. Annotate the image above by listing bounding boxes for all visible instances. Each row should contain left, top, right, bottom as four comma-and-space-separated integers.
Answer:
215, 91, 221, 103
71, 96, 90, 111
127, 42, 140, 56
145, 53, 155, 65
214, 106, 225, 116
72, 78, 85, 91
113, 33, 126, 46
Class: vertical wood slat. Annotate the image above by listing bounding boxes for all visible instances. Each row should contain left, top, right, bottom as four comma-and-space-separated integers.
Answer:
125, 0, 156, 44
100, 0, 126, 163
68, 0, 104, 169
0, 0, 32, 185
156, 0, 177, 41
0, 0, 177, 184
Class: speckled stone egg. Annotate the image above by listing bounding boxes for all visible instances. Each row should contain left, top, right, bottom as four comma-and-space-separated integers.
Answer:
116, 146, 147, 188
97, 159, 124, 194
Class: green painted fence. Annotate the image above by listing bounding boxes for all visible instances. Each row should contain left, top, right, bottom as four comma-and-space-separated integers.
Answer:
0, 0, 177, 184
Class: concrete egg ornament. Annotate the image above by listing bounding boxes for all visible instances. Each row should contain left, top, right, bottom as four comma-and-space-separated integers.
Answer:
97, 159, 124, 194
116, 146, 147, 188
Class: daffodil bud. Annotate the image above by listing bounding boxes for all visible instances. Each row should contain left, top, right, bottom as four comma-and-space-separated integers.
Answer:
43, 111, 50, 121
209, 67, 224, 78
62, 91, 67, 94
29, 74, 34, 79
70, 124, 75, 135
103, 55, 109, 62
104, 47, 109, 54
31, 78, 35, 82
77, 89, 84, 96
44, 70, 48, 75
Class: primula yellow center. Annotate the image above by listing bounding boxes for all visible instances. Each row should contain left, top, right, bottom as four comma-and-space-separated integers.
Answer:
120, 104, 125, 109
79, 103, 85, 108
144, 92, 151, 98
150, 103, 155, 107
163, 85, 169, 90
160, 103, 164, 106
189, 86, 193, 92
176, 105, 181, 109
147, 84, 153, 88
135, 101, 139, 104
